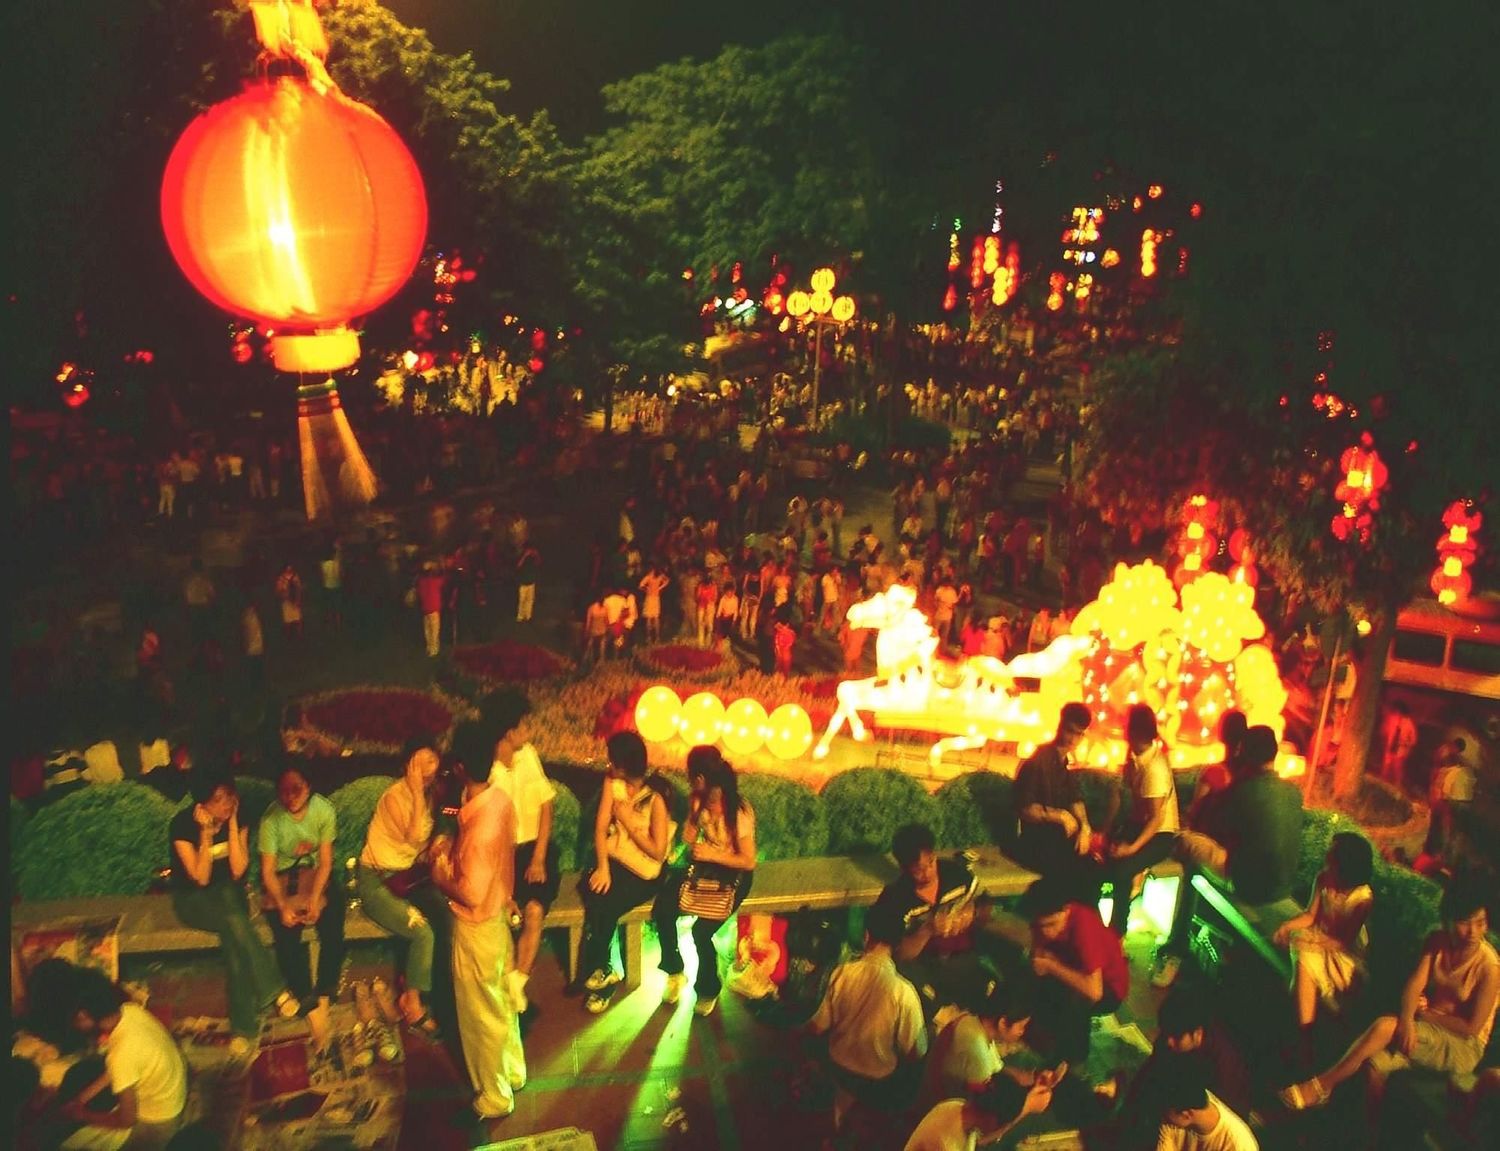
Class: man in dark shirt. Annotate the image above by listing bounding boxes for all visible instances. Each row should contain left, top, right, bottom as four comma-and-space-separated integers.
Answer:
1011, 702, 1096, 898
875, 823, 983, 1010
1155, 725, 1302, 987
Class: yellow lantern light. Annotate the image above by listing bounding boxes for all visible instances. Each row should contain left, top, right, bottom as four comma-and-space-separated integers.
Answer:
634, 685, 683, 744
810, 289, 834, 315
721, 698, 769, 757
810, 267, 836, 293
679, 692, 727, 747
831, 295, 856, 323
765, 703, 814, 760
786, 290, 811, 317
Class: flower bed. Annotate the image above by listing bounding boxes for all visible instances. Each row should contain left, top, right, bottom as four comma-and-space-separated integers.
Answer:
636, 644, 730, 680
452, 641, 572, 691
291, 686, 477, 756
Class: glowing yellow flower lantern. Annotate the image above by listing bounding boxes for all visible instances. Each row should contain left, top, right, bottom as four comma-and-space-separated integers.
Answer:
810, 267, 836, 293
678, 692, 727, 747
810, 289, 835, 315
786, 290, 811, 318
634, 684, 683, 744
721, 698, 769, 757
831, 295, 856, 323
765, 704, 814, 760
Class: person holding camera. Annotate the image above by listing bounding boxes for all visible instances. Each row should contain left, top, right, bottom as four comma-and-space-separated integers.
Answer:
581, 731, 672, 1014
355, 739, 446, 1038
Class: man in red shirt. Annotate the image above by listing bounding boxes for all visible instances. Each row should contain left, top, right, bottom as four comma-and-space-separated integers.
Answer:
1024, 876, 1130, 1064
415, 562, 446, 658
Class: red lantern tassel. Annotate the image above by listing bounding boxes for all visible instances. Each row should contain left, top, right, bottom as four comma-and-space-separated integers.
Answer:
296, 378, 377, 521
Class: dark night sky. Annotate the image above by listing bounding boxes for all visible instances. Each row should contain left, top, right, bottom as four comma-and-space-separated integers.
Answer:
382, 0, 823, 135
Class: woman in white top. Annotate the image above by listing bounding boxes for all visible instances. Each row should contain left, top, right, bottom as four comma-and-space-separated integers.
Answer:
1103, 706, 1182, 935
904, 1074, 1054, 1151
653, 746, 757, 1017
1273, 832, 1375, 1029
355, 740, 444, 1037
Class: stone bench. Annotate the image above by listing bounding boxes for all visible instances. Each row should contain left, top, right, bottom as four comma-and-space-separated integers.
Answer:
12, 850, 1184, 993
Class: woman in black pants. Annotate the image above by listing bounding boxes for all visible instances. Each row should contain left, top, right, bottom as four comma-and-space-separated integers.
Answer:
581, 732, 671, 1013
653, 746, 757, 1017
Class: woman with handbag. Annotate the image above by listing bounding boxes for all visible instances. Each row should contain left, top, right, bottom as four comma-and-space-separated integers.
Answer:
582, 731, 672, 1013
355, 739, 446, 1038
653, 746, 757, 1017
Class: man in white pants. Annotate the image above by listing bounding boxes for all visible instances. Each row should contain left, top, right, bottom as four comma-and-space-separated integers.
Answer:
434, 725, 527, 1122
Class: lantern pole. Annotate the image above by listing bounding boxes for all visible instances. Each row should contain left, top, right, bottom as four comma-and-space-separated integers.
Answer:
811, 318, 826, 432
1306, 631, 1342, 799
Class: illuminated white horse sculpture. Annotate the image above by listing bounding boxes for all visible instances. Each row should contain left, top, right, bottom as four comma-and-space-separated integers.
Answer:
814, 582, 1093, 766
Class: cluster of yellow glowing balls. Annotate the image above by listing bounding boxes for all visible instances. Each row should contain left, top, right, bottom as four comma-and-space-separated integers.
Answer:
634, 685, 815, 760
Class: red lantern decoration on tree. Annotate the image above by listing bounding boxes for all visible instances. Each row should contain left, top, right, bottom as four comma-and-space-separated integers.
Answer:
1431, 499, 1483, 606
160, 3, 427, 374
1329, 432, 1388, 546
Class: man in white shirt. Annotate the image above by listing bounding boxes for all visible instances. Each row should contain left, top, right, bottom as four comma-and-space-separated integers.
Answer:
63, 968, 188, 1148
1153, 1056, 1259, 1151
904, 1075, 1054, 1151
807, 903, 929, 1137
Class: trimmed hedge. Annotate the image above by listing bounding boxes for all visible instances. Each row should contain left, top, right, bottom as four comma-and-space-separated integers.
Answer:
822, 768, 941, 855
19, 783, 177, 900
551, 785, 583, 873
11, 797, 31, 896
935, 773, 1015, 850
739, 774, 829, 862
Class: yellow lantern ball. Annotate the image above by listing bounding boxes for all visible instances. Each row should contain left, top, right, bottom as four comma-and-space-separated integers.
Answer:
809, 289, 834, 315
831, 295, 856, 323
679, 691, 727, 747
765, 703, 814, 760
810, 267, 836, 293
721, 697, 769, 756
786, 290, 811, 317
634, 685, 683, 744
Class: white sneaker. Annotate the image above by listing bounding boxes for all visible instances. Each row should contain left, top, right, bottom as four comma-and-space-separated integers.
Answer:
694, 996, 718, 1017
585, 968, 621, 993
663, 973, 686, 1004
506, 970, 530, 1014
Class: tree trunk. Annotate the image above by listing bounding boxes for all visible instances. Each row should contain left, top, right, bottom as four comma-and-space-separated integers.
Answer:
1332, 605, 1397, 802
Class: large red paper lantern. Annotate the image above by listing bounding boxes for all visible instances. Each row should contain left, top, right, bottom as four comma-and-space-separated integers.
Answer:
161, 76, 427, 373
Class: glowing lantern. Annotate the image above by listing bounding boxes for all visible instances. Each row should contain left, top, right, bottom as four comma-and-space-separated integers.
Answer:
1140, 229, 1158, 278
765, 704, 814, 760
721, 698, 769, 757
160, 12, 427, 374
1431, 499, 1481, 606
679, 692, 727, 747
831, 295, 856, 323
942, 284, 959, 312
786, 290, 811, 317
810, 267, 836, 293
1046, 272, 1066, 312
635, 685, 683, 744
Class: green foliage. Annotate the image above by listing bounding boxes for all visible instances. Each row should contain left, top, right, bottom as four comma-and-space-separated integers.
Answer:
329, 776, 396, 874
1366, 859, 1441, 996
1296, 807, 1353, 902
821, 769, 940, 855
739, 775, 829, 862
550, 785, 582, 874
235, 776, 277, 826
935, 774, 1015, 850
18, 784, 177, 900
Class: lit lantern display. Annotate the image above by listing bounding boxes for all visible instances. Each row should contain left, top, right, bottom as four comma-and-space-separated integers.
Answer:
1172, 494, 1220, 587
633, 690, 813, 760
1431, 499, 1482, 605
159, 0, 426, 521
811, 563, 1299, 777
1329, 433, 1388, 544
